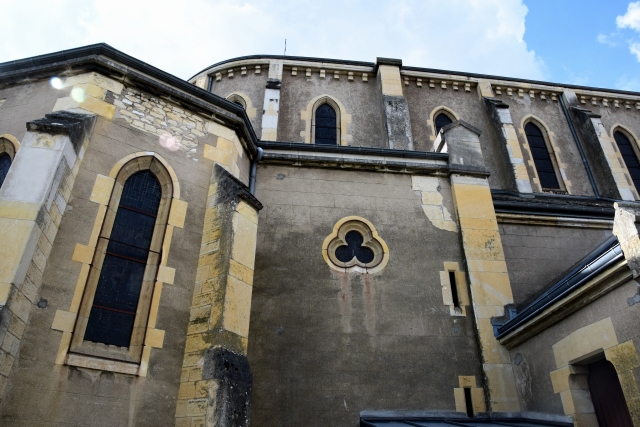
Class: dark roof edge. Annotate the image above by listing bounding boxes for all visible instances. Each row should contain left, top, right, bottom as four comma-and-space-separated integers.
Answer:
403, 65, 640, 97
493, 200, 615, 220
189, 54, 376, 81
256, 140, 449, 160
496, 236, 623, 338
0, 43, 259, 150
191, 53, 640, 98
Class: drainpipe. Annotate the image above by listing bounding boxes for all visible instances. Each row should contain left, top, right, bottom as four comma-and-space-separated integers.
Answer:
249, 147, 263, 195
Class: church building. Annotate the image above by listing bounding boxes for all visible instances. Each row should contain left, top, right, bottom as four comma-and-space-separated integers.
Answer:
0, 43, 639, 427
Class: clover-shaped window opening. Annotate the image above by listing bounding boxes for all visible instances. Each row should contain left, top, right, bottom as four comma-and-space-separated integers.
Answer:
324, 218, 387, 272
335, 231, 375, 264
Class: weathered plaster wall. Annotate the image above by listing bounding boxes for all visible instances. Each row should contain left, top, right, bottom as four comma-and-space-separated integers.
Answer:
209, 70, 267, 137
403, 84, 510, 190
0, 80, 65, 142
498, 93, 594, 196
508, 278, 640, 416
278, 72, 385, 147
499, 223, 612, 307
248, 165, 482, 427
0, 90, 220, 426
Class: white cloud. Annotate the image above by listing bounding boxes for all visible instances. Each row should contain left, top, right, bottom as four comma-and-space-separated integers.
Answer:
630, 42, 640, 61
597, 33, 618, 47
0, 0, 544, 80
617, 2, 640, 31
617, 75, 640, 91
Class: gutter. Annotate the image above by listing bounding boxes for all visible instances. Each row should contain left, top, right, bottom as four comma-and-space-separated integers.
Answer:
495, 236, 623, 338
249, 147, 263, 195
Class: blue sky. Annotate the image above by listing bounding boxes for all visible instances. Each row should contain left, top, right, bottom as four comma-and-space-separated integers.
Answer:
525, 0, 640, 90
0, 1, 639, 91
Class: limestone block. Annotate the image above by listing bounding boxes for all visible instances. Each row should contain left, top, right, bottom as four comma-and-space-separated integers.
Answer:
552, 317, 617, 368
605, 340, 640, 372
222, 276, 253, 338
157, 265, 176, 285
90, 174, 115, 205
71, 243, 95, 265
145, 328, 165, 348
231, 211, 258, 270
51, 310, 77, 332
0, 219, 39, 287
168, 199, 188, 229
483, 363, 520, 411
63, 72, 124, 94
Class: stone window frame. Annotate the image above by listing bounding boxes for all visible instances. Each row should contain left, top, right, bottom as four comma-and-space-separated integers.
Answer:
610, 124, 640, 198
225, 92, 257, 119
0, 134, 20, 174
518, 115, 568, 194
53, 152, 187, 376
428, 106, 459, 142
549, 317, 640, 426
439, 262, 469, 317
322, 216, 388, 274
300, 94, 352, 146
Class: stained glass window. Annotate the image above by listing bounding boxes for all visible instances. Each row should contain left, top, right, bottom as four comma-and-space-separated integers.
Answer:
614, 131, 640, 192
335, 231, 374, 264
434, 113, 453, 134
84, 170, 162, 347
525, 122, 560, 190
315, 104, 337, 145
0, 153, 11, 189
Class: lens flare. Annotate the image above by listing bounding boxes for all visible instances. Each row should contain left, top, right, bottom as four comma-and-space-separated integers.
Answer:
159, 134, 180, 151
71, 87, 86, 103
50, 77, 63, 89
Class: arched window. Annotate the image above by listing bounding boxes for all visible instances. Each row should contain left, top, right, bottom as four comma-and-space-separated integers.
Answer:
315, 104, 337, 145
434, 113, 453, 135
69, 156, 174, 365
613, 130, 640, 191
84, 170, 162, 347
524, 122, 560, 190
0, 136, 17, 189
0, 153, 10, 188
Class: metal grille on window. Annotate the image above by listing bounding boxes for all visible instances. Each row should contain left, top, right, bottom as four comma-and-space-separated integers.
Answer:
0, 153, 11, 188
614, 131, 640, 192
84, 170, 162, 347
435, 113, 453, 134
315, 104, 337, 145
525, 122, 560, 189
335, 231, 374, 264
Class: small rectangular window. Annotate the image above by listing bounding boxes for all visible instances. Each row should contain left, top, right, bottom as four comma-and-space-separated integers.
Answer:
464, 388, 474, 417
449, 271, 460, 308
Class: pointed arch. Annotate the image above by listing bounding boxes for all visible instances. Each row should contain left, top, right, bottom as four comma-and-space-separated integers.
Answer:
519, 115, 567, 192
429, 106, 460, 141
300, 94, 352, 145
610, 124, 640, 193
225, 92, 257, 118
60, 152, 184, 376
0, 134, 20, 189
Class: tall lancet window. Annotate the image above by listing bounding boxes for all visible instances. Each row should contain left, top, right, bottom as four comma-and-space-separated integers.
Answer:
434, 113, 453, 135
84, 170, 162, 347
315, 104, 338, 145
0, 153, 11, 189
524, 122, 560, 190
614, 130, 640, 192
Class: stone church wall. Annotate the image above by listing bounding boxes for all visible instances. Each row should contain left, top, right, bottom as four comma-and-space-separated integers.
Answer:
249, 164, 482, 427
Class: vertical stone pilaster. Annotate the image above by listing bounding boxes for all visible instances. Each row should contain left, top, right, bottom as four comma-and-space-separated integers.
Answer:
442, 121, 521, 412
260, 59, 283, 141
484, 98, 533, 193
565, 90, 637, 200
175, 164, 262, 427
0, 112, 95, 400
376, 58, 414, 150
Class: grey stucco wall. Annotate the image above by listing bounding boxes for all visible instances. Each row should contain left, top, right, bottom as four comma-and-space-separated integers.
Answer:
499, 223, 612, 307
509, 278, 640, 414
278, 72, 386, 147
248, 165, 482, 427
209, 71, 267, 137
499, 93, 595, 197
0, 80, 66, 143
403, 84, 511, 190
0, 112, 214, 426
